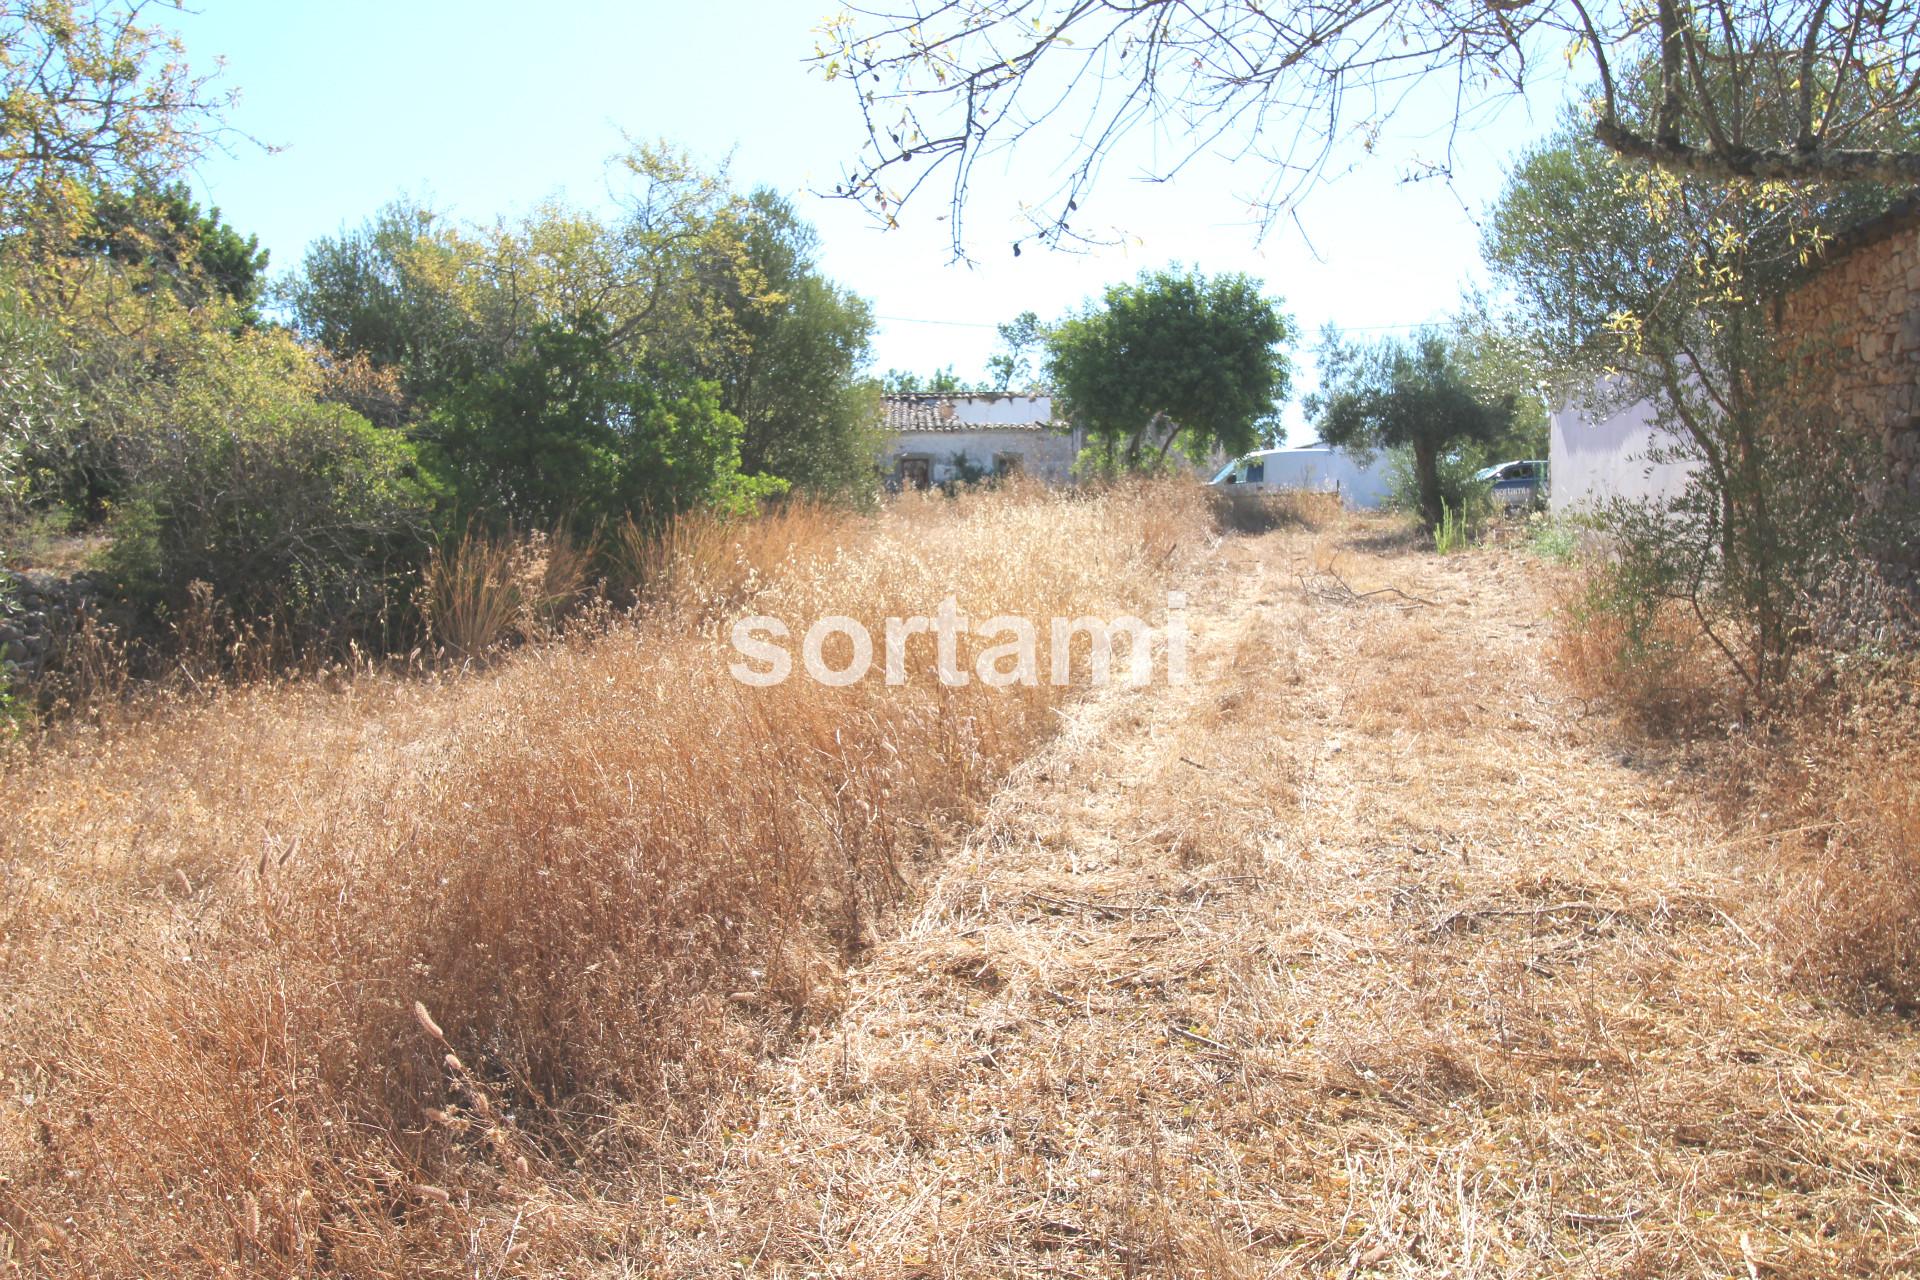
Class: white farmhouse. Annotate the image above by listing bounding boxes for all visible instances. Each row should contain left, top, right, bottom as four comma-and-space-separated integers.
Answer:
880, 393, 1084, 488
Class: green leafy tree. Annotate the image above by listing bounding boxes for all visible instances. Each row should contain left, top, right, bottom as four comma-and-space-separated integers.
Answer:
711, 190, 881, 500
282, 201, 480, 410
1047, 267, 1290, 469
74, 182, 269, 316
1310, 329, 1512, 530
986, 310, 1045, 392
289, 155, 876, 509
424, 318, 780, 528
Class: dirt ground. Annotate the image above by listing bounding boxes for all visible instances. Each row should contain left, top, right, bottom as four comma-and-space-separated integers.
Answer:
620, 515, 1920, 1278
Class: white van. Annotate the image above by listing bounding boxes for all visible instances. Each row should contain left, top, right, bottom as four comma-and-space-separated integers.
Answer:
1210, 442, 1394, 510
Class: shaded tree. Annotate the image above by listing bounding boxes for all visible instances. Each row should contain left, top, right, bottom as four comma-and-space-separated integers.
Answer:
1310, 329, 1512, 530
711, 190, 882, 499
1048, 267, 1290, 468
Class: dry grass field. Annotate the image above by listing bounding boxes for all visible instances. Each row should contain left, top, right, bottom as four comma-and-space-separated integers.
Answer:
4, 486, 1918, 1277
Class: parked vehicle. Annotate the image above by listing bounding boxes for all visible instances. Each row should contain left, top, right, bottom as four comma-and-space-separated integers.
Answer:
1474, 459, 1548, 510
1209, 441, 1394, 509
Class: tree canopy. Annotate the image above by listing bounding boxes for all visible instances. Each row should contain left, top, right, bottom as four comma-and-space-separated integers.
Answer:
1482, 100, 1907, 689
285, 148, 883, 521
1310, 329, 1512, 528
1047, 267, 1290, 468
0, 1, 235, 262
816, 0, 1920, 256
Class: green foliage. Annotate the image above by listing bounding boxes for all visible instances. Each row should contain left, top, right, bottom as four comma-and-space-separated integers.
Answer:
1432, 500, 1470, 554
1384, 441, 1493, 534
281, 201, 477, 408
1047, 266, 1291, 469
1525, 512, 1580, 563
986, 310, 1045, 392
74, 183, 269, 317
717, 191, 882, 500
1311, 329, 1512, 529
288, 156, 867, 512
1484, 82, 1916, 694
99, 329, 438, 641
882, 366, 971, 393
1483, 99, 1907, 389
1451, 302, 1550, 459
0, 1, 230, 262
0, 286, 72, 520
425, 319, 780, 529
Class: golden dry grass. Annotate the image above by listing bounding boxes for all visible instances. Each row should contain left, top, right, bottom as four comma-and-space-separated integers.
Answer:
0, 480, 1210, 1275
584, 522, 1916, 1278
5, 496, 1918, 1278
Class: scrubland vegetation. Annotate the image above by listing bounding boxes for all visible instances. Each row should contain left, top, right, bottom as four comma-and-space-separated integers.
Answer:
4, 2, 1919, 1276
0, 480, 1210, 1273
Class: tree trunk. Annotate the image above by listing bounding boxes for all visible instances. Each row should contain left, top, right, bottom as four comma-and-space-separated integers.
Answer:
1413, 438, 1443, 530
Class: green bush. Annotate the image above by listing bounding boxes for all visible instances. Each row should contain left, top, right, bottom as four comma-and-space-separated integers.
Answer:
1386, 443, 1492, 540
100, 329, 438, 644
424, 320, 785, 529
1526, 511, 1580, 562
1432, 499, 1471, 553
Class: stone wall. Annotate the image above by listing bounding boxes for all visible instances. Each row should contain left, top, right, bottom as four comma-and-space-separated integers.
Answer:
0, 568, 100, 682
1779, 203, 1920, 500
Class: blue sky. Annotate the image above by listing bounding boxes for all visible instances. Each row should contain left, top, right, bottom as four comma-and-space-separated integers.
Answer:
174, 0, 1567, 436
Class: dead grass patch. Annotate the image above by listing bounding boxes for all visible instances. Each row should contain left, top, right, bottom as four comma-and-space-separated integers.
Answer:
0, 480, 1213, 1274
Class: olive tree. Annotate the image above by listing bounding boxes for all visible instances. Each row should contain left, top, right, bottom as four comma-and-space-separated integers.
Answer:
1309, 328, 1512, 530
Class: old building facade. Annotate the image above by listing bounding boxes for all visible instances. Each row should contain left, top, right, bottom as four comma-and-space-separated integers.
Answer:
878, 393, 1083, 488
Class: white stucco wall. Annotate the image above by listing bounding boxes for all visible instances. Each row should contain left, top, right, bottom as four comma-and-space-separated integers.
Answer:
1549, 392, 1695, 514
889, 428, 1081, 485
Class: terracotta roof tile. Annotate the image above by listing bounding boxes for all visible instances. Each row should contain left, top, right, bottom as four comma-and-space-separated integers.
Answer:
881, 393, 1060, 433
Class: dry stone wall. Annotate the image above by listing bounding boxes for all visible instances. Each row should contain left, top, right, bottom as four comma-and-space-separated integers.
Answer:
1780, 205, 1920, 502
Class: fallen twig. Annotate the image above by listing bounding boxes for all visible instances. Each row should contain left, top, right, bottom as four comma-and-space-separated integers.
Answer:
1298, 566, 1437, 610
1428, 900, 1626, 934
1168, 1022, 1237, 1055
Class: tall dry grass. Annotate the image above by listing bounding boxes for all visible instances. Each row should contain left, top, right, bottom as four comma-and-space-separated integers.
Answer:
1552, 563, 1920, 1010
0, 478, 1211, 1274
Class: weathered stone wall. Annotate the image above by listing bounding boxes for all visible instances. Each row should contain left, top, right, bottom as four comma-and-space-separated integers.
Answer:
1779, 207, 1920, 500
0, 568, 100, 681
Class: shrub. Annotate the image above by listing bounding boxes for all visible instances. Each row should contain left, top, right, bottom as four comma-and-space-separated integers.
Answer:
99, 329, 438, 646
1386, 443, 1492, 540
1525, 511, 1579, 562
425, 319, 786, 528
